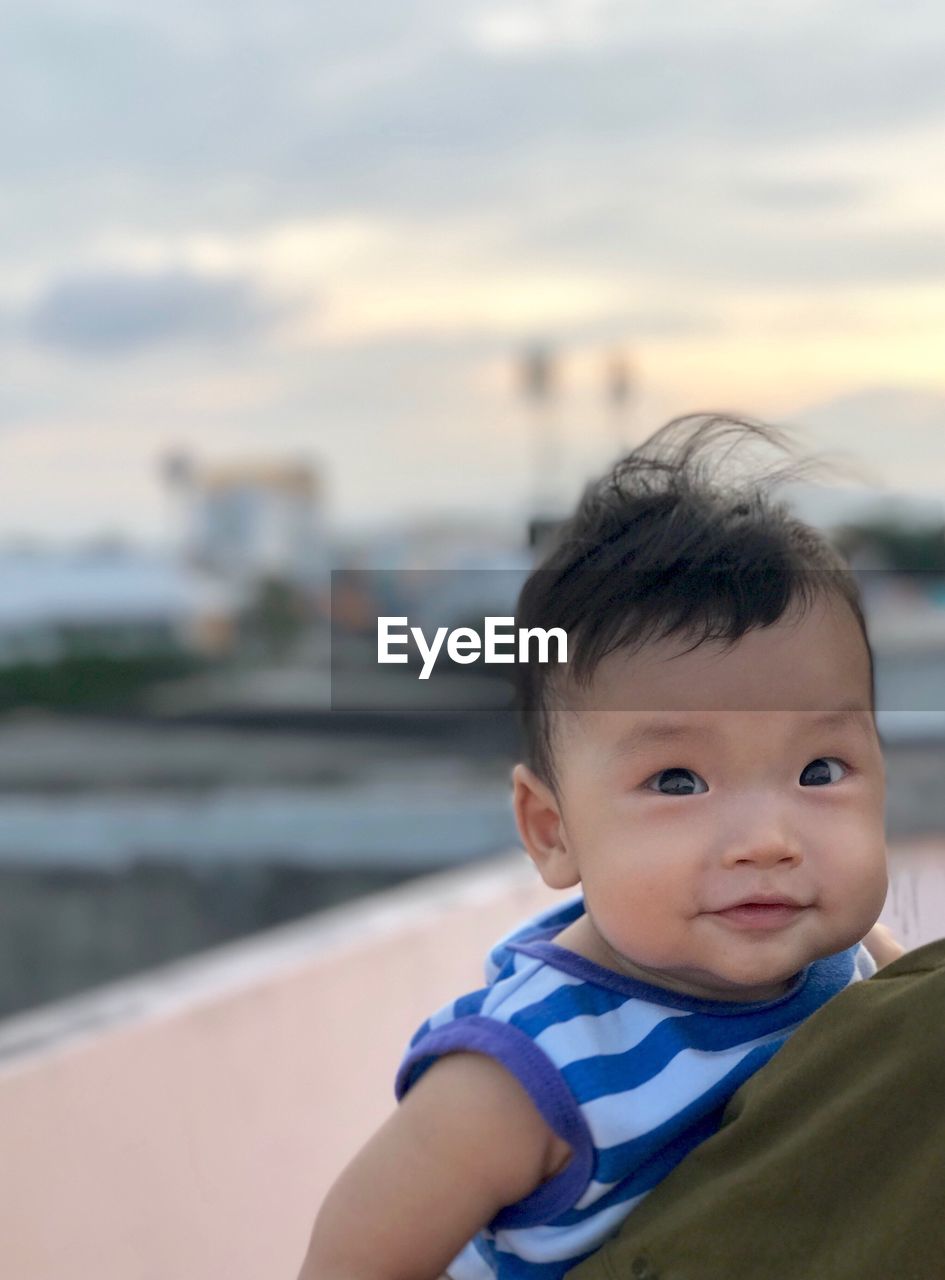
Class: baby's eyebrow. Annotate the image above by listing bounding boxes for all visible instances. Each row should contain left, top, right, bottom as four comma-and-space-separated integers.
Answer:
605, 705, 873, 763
606, 720, 718, 762
803, 706, 874, 737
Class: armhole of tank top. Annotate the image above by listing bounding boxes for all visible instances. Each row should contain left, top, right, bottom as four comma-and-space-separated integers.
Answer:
395, 1014, 595, 1227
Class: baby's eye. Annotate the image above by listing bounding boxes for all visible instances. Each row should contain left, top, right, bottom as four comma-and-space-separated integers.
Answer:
799, 757, 847, 787
645, 768, 709, 796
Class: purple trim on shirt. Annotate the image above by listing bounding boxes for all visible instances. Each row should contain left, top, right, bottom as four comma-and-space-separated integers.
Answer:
508, 939, 809, 1015
395, 1015, 595, 1228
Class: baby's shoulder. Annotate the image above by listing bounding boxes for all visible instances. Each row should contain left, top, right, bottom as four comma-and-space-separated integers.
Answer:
485, 896, 586, 981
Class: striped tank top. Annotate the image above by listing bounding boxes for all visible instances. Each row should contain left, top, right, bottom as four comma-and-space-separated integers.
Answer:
396, 897, 874, 1280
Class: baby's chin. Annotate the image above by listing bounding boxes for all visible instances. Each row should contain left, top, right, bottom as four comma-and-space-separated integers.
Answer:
625, 959, 800, 1003
702, 973, 798, 1002
703, 938, 864, 998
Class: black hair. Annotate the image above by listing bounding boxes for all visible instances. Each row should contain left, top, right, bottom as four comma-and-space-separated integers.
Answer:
514, 414, 874, 788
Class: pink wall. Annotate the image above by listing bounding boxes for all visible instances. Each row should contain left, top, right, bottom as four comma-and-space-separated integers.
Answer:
0, 855, 559, 1280
0, 842, 941, 1280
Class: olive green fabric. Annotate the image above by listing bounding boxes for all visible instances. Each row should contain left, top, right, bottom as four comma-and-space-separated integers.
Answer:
568, 939, 945, 1280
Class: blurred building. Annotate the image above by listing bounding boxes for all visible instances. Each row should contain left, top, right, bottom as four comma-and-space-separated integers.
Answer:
163, 454, 325, 589
161, 454, 328, 657
331, 518, 531, 642
0, 544, 228, 663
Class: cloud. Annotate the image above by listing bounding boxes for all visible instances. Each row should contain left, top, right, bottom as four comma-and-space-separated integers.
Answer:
464, 0, 615, 55
3, 0, 945, 542
4, 2, 945, 217
26, 266, 284, 355
732, 176, 869, 213
787, 386, 945, 493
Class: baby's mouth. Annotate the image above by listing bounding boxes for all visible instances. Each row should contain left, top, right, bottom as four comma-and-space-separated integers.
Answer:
710, 896, 808, 930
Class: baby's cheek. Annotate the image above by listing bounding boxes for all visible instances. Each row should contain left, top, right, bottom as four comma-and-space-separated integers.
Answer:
862, 862, 891, 924
821, 872, 886, 946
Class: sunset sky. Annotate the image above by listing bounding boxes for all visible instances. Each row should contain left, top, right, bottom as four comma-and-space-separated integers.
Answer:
3, 0, 945, 541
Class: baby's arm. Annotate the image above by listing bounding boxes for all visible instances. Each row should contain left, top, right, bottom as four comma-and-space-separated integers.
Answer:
297, 1050, 571, 1280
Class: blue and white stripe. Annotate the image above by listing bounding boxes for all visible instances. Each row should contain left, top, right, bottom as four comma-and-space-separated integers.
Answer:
396, 898, 873, 1280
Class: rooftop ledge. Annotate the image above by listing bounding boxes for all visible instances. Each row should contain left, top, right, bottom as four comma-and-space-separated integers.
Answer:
0, 842, 943, 1280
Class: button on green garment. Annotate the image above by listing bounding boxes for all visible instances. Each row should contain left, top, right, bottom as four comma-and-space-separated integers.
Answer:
568, 940, 945, 1280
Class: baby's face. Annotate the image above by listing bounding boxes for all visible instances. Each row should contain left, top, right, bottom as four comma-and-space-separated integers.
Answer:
550, 594, 887, 1002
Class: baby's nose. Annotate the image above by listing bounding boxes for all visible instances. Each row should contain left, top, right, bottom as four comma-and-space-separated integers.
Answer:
720, 824, 804, 869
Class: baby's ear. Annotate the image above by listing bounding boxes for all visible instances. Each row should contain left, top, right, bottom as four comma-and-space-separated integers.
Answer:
511, 763, 579, 890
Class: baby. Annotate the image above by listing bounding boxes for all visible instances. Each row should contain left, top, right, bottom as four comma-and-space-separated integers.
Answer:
300, 416, 896, 1280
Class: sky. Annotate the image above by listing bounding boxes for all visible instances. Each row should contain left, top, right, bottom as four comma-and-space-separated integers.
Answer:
3, 0, 945, 543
